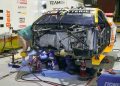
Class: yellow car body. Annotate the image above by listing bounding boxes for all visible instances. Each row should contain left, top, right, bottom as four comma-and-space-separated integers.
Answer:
86, 8, 116, 65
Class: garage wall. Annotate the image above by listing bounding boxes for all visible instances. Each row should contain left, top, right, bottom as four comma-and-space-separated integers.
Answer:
0, 0, 40, 32
12, 0, 39, 30
46, 0, 80, 11
0, 0, 12, 35
97, 0, 115, 13
0, 0, 80, 34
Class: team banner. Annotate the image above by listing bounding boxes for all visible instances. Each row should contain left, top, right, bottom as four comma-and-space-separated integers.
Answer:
97, 72, 120, 86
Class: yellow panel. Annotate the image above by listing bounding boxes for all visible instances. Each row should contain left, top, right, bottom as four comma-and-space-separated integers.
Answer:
114, 22, 120, 25
117, 29, 120, 32
92, 54, 105, 65
20, 51, 27, 58
92, 45, 113, 65
103, 45, 113, 53
0, 35, 21, 52
95, 8, 98, 23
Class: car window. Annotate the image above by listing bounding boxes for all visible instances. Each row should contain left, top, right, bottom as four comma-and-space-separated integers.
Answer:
98, 11, 106, 23
34, 13, 62, 25
60, 13, 94, 26
98, 10, 109, 29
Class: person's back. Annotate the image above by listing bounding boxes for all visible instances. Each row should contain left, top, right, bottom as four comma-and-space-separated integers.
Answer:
18, 25, 33, 57
18, 25, 32, 41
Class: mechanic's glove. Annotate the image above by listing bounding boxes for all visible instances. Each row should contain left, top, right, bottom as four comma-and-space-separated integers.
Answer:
20, 51, 28, 58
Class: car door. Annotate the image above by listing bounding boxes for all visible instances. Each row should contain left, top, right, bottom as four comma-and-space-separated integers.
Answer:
97, 10, 111, 52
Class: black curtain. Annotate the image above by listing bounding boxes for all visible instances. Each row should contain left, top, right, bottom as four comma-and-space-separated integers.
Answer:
114, 0, 120, 22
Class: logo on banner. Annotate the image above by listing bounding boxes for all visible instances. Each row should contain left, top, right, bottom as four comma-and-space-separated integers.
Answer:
17, 0, 27, 4
104, 82, 120, 86
19, 24, 26, 28
18, 6, 27, 9
50, 1, 65, 5
17, 11, 27, 15
18, 17, 26, 28
6, 10, 11, 28
19, 17, 25, 23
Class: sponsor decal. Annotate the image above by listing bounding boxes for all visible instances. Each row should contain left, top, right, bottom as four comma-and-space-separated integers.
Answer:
17, 0, 27, 4
104, 82, 120, 86
50, 0, 65, 5
6, 10, 11, 28
17, 11, 27, 15
19, 24, 26, 28
19, 17, 25, 23
18, 6, 27, 9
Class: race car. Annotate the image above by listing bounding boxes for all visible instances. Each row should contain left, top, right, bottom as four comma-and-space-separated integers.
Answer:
32, 7, 116, 66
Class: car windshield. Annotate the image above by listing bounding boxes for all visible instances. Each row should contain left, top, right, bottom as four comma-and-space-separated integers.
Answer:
60, 13, 95, 25
34, 11, 95, 26
35, 13, 62, 25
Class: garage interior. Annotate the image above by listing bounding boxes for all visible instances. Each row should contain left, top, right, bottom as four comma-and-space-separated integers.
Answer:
0, 0, 120, 86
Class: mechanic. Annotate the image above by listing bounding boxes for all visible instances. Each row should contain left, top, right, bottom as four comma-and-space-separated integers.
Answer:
18, 25, 56, 69
18, 25, 33, 57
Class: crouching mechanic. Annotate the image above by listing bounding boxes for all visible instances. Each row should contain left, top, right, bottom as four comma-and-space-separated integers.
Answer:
18, 25, 33, 58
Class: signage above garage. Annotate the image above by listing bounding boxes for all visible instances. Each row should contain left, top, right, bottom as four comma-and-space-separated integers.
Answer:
50, 0, 65, 5
47, 0, 67, 11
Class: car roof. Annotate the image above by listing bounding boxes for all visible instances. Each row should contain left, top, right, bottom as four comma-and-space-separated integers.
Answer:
33, 7, 103, 25
65, 7, 103, 23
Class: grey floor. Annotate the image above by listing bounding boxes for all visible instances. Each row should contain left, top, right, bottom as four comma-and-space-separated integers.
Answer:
0, 33, 120, 86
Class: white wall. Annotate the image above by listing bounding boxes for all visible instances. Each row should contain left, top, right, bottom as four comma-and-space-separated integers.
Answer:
0, 0, 81, 35
0, 0, 40, 32
12, 0, 40, 30
27, 0, 39, 25
0, 0, 12, 36
66, 0, 80, 8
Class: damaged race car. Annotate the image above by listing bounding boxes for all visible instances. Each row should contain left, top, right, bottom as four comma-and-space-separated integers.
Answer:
31, 8, 116, 78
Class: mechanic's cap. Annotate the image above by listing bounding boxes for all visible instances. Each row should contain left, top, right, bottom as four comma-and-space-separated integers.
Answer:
20, 51, 27, 58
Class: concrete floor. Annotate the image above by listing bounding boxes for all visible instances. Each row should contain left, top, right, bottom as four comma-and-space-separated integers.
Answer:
0, 33, 120, 86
